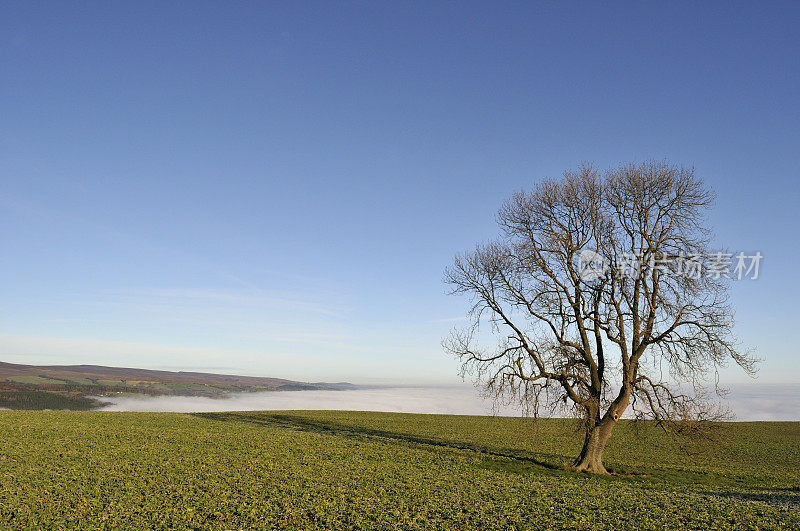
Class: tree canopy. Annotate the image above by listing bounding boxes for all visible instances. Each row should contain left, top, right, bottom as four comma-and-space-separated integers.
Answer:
445, 161, 756, 473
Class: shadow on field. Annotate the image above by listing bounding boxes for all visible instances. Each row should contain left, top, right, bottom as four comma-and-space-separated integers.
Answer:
193, 412, 564, 472
701, 489, 800, 509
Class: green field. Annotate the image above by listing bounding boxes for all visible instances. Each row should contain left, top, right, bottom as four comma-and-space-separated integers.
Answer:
0, 411, 797, 529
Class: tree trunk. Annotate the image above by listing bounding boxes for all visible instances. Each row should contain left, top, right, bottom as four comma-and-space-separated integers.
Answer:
572, 392, 630, 474
572, 416, 617, 474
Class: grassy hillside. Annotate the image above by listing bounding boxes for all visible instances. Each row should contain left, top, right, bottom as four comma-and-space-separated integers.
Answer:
0, 361, 299, 390
0, 361, 354, 409
0, 387, 105, 410
0, 411, 797, 529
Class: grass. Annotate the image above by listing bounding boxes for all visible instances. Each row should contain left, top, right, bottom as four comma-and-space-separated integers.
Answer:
8, 376, 60, 386
0, 377, 251, 407
0, 411, 797, 529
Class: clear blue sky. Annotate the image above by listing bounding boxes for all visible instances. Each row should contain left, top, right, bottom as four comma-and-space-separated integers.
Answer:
1, 2, 798, 384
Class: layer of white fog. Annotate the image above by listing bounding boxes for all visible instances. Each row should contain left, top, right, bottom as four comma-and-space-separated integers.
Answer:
97, 383, 800, 421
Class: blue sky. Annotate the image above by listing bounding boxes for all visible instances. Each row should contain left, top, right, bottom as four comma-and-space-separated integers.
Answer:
1, 2, 798, 384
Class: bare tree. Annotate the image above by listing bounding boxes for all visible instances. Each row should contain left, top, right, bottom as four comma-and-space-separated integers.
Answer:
444, 161, 756, 474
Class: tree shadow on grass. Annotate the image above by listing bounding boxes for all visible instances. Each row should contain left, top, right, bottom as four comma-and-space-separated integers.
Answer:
193, 412, 567, 473
701, 489, 800, 509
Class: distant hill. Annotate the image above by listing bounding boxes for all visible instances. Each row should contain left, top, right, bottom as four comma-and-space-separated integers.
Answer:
0, 361, 355, 410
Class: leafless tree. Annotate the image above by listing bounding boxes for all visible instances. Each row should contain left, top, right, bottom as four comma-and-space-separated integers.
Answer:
444, 161, 756, 474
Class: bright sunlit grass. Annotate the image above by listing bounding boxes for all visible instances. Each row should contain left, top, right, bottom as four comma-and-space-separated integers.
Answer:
1, 411, 798, 529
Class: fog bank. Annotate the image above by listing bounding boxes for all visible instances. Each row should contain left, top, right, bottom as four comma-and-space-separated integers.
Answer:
97, 384, 800, 421
98, 386, 524, 416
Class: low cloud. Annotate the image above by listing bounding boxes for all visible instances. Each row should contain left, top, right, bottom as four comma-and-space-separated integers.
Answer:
98, 386, 519, 415
723, 384, 800, 421
97, 384, 800, 420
